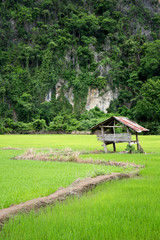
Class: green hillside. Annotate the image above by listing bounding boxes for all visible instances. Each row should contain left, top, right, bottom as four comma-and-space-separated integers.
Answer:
0, 0, 160, 133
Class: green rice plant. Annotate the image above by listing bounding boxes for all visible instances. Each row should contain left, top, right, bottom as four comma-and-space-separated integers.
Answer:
1, 155, 160, 240
0, 135, 160, 240
0, 150, 122, 209
88, 168, 108, 178
0, 135, 159, 152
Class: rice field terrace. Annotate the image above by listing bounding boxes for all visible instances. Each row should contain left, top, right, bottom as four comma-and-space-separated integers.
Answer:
0, 134, 160, 240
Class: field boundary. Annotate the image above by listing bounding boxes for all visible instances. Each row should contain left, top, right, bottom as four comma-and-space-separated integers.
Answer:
0, 171, 139, 225
12, 149, 144, 169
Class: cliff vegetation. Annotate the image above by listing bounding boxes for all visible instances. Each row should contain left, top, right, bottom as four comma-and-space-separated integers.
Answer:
0, 0, 160, 133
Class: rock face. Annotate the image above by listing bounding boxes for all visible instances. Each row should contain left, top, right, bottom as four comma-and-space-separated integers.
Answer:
47, 80, 118, 113
85, 88, 118, 113
143, 0, 160, 12
45, 89, 52, 102
55, 80, 74, 107
64, 88, 74, 107
55, 81, 63, 99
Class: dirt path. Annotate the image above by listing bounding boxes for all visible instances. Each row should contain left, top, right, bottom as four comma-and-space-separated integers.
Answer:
0, 171, 139, 225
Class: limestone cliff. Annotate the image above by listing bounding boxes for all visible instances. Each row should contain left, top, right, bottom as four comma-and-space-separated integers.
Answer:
46, 80, 118, 113
85, 88, 118, 113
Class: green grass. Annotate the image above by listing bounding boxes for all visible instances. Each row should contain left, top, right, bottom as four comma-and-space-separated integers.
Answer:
2, 173, 160, 240
0, 135, 160, 240
0, 134, 159, 152
0, 134, 100, 150
0, 149, 123, 209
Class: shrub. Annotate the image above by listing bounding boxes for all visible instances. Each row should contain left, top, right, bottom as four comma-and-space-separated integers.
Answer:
15, 122, 31, 134
0, 122, 9, 134
125, 144, 135, 153
48, 116, 67, 132
31, 119, 47, 132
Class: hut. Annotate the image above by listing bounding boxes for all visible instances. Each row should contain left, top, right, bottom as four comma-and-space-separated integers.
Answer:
90, 116, 149, 153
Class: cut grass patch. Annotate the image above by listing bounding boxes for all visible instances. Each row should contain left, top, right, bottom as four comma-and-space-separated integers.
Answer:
13, 148, 142, 169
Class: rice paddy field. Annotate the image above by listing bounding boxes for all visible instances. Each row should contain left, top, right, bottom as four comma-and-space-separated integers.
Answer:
0, 149, 123, 209
0, 134, 160, 240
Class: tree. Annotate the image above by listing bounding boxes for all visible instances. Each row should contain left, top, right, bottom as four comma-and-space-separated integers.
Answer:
15, 93, 34, 122
134, 78, 160, 124
39, 102, 53, 125
139, 40, 160, 79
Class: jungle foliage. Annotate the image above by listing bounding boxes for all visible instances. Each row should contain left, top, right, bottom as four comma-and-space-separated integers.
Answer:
0, 0, 160, 133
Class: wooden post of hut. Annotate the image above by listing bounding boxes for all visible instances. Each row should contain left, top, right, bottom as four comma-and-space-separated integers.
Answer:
101, 126, 107, 153
113, 119, 116, 152
90, 116, 149, 153
126, 127, 131, 146
136, 132, 140, 151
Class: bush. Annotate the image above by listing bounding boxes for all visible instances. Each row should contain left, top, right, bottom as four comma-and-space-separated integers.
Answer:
3, 118, 32, 134
0, 122, 9, 134
3, 118, 15, 129
15, 122, 31, 134
125, 144, 135, 153
48, 116, 67, 132
66, 119, 80, 133
31, 119, 47, 132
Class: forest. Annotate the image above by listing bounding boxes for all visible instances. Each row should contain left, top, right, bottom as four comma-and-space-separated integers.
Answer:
0, 0, 160, 134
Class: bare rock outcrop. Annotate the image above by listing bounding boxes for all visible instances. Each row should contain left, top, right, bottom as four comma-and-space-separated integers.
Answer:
85, 87, 118, 113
